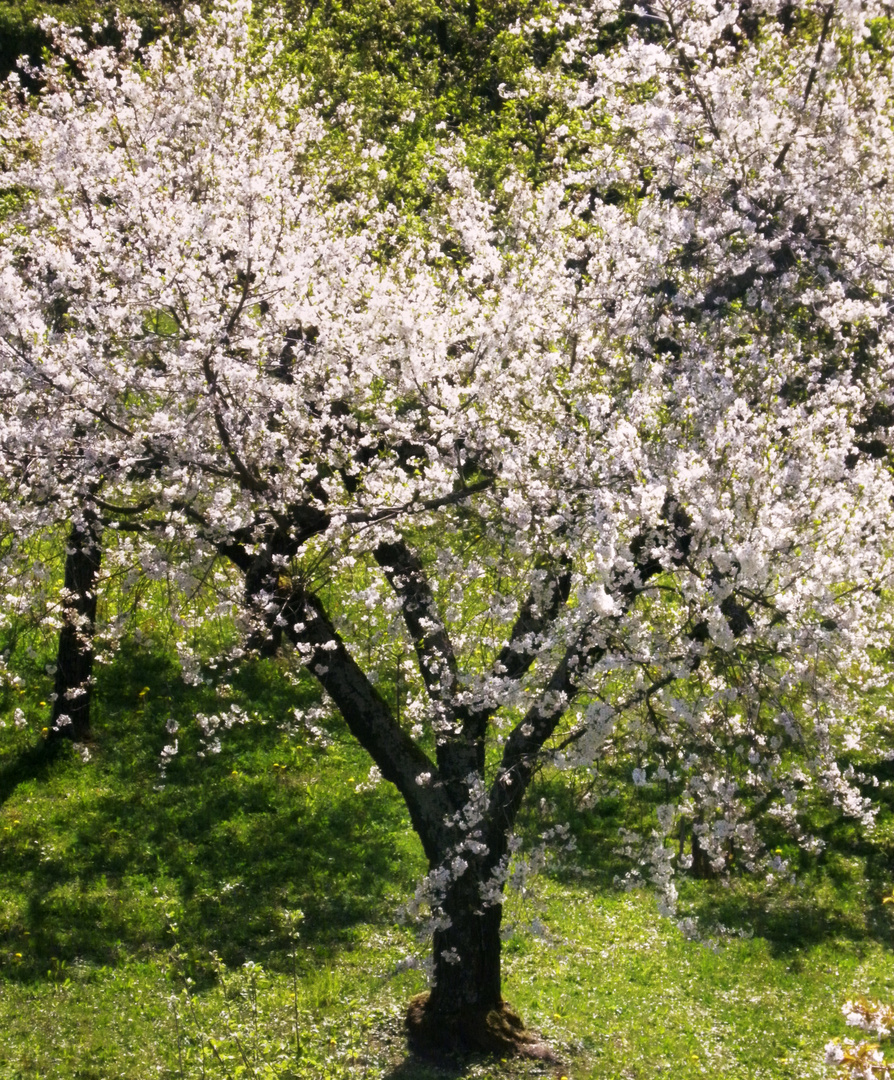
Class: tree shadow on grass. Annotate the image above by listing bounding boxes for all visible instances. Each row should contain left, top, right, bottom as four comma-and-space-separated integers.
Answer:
4, 769, 423, 981
378, 1048, 562, 1080
677, 861, 894, 959
523, 769, 894, 960
0, 643, 427, 984
0, 738, 64, 809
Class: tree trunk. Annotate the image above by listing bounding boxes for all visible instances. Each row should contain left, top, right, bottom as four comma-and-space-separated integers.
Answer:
429, 869, 503, 1020
50, 510, 101, 743
406, 856, 552, 1059
689, 821, 716, 880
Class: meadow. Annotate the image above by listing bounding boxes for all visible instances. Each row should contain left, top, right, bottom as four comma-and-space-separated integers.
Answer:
2, 1, 894, 1075
0, 639, 892, 1080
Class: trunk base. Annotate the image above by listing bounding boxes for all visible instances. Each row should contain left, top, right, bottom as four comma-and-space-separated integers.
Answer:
405, 993, 557, 1060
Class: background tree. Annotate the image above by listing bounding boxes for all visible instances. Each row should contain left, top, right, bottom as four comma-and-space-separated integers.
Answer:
1, 0, 893, 1055
0, 0, 194, 84
49, 504, 102, 742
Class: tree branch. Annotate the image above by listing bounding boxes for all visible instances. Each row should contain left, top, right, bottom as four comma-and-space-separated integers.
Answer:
773, 4, 835, 171
374, 538, 460, 705
460, 557, 572, 746
553, 671, 677, 752
279, 586, 454, 862
345, 478, 493, 528
487, 510, 688, 831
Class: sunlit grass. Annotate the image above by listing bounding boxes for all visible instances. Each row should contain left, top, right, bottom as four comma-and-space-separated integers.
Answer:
0, 640, 892, 1079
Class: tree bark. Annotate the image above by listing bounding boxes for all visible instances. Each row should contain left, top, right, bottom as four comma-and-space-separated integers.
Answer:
407, 856, 531, 1056
406, 849, 554, 1058
50, 509, 101, 743
429, 866, 503, 1017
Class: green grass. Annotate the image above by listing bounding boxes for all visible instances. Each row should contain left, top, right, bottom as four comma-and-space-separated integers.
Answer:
0, 641, 893, 1079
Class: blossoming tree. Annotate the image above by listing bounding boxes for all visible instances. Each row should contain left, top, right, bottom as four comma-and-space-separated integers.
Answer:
1, 0, 893, 1053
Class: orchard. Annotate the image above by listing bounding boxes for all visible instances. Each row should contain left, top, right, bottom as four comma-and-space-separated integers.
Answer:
1, 0, 894, 1065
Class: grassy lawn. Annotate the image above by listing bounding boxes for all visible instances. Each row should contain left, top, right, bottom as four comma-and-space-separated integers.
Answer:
0, 642, 892, 1079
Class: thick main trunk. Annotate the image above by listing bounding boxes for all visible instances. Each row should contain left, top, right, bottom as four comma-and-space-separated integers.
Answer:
429, 872, 503, 1020
50, 512, 101, 743
407, 857, 552, 1059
